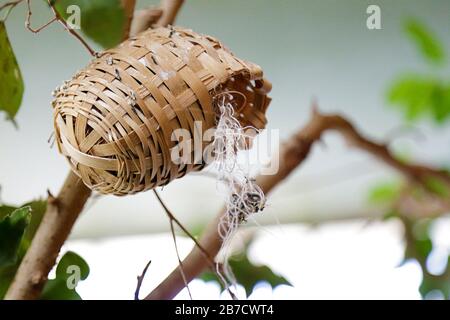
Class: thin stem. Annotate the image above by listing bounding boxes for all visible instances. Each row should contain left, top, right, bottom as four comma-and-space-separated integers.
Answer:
152, 190, 236, 299
25, 0, 57, 33
134, 260, 152, 300
0, 0, 23, 21
45, 0, 96, 56
0, 0, 22, 11
169, 217, 193, 299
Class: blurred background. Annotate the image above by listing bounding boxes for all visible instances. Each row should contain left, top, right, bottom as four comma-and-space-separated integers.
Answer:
1, 0, 450, 299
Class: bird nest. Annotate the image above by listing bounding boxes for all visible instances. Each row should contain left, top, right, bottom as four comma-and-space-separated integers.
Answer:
52, 26, 271, 196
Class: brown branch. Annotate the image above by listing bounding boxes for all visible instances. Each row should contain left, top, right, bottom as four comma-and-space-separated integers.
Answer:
155, 0, 184, 27
130, 7, 163, 36
129, 0, 182, 36
4, 171, 91, 299
145, 106, 450, 300
121, 0, 136, 40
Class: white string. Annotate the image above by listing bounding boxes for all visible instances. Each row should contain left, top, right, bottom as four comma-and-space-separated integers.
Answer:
212, 92, 266, 292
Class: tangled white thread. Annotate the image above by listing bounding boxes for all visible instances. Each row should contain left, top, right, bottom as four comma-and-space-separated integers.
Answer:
213, 92, 266, 289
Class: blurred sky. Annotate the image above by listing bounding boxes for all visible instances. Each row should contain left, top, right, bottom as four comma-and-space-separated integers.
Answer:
1, 0, 450, 299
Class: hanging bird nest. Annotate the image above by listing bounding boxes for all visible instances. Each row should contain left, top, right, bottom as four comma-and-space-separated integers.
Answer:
52, 26, 272, 196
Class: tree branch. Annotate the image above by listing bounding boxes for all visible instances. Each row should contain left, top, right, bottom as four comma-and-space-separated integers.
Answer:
155, 0, 184, 27
145, 106, 450, 300
130, 7, 163, 37
4, 172, 91, 299
121, 0, 136, 40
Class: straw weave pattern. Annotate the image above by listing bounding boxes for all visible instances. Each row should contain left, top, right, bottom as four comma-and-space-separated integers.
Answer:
52, 26, 271, 195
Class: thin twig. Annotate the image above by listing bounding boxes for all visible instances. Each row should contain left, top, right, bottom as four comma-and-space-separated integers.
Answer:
153, 190, 193, 299
152, 190, 216, 266
0, 0, 23, 21
170, 216, 193, 299
0, 0, 22, 11
134, 260, 152, 300
2, 0, 94, 56
45, 0, 97, 56
26, 0, 57, 33
153, 190, 236, 299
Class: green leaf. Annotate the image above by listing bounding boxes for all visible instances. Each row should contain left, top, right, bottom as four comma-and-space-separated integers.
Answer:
429, 84, 450, 123
0, 204, 17, 219
368, 181, 401, 205
0, 266, 16, 299
55, 251, 89, 281
200, 252, 290, 297
0, 207, 31, 268
0, 201, 46, 298
54, 0, 126, 49
405, 19, 445, 64
0, 21, 24, 121
0, 200, 46, 243
0, 206, 32, 299
41, 251, 89, 300
387, 75, 436, 121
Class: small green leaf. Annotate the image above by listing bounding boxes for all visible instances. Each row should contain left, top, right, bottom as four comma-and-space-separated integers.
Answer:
430, 84, 450, 123
41, 251, 89, 300
368, 181, 401, 205
0, 201, 46, 298
0, 200, 46, 243
387, 75, 436, 121
0, 21, 24, 121
405, 19, 445, 64
54, 0, 126, 49
55, 251, 89, 281
0, 207, 31, 268
200, 252, 290, 297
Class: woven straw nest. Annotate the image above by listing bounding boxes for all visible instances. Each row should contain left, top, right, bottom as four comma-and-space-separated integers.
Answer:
52, 26, 272, 196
